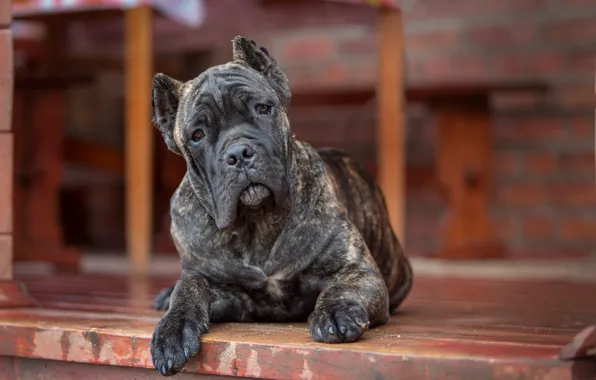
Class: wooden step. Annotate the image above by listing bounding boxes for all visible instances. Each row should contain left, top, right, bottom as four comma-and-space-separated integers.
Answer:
0, 274, 591, 379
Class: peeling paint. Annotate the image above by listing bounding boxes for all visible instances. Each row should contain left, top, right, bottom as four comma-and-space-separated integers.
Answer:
368, 355, 377, 363
246, 349, 261, 377
32, 330, 64, 360
98, 341, 118, 365
216, 342, 238, 375
270, 346, 282, 357
299, 359, 313, 380
67, 332, 95, 362
296, 349, 310, 356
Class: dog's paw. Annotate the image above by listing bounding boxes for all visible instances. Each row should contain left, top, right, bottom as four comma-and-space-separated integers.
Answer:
308, 301, 370, 344
150, 310, 209, 376
153, 286, 175, 311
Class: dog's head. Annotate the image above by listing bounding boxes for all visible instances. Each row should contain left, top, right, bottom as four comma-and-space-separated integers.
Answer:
151, 36, 293, 229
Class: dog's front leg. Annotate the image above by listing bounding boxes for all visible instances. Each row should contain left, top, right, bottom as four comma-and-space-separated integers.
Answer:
151, 270, 209, 376
308, 259, 389, 344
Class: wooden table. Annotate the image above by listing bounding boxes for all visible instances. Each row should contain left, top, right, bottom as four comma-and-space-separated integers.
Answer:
9, 0, 406, 278
291, 81, 549, 259
11, 0, 203, 277
0, 273, 592, 379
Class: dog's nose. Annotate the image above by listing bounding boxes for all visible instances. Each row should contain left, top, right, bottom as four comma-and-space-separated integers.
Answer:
225, 143, 255, 167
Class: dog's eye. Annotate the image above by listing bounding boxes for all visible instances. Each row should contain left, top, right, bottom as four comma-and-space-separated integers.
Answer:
191, 129, 205, 142
255, 104, 272, 115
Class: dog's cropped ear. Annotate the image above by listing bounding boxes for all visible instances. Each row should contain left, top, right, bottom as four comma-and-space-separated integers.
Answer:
152, 73, 182, 155
232, 36, 291, 105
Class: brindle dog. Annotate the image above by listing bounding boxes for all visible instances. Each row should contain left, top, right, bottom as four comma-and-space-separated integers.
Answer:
150, 36, 413, 376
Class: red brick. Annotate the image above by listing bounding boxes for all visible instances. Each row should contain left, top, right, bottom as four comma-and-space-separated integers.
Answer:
0, 30, 12, 132
0, 0, 10, 27
523, 152, 557, 175
567, 49, 596, 72
496, 182, 546, 206
404, 29, 459, 52
493, 151, 520, 176
468, 24, 535, 46
0, 133, 12, 234
339, 37, 375, 55
282, 36, 335, 62
528, 51, 564, 75
522, 217, 556, 239
494, 117, 566, 144
492, 218, 516, 241
561, 218, 596, 240
421, 55, 487, 81
559, 152, 594, 174
550, 182, 596, 206
493, 52, 528, 77
319, 62, 349, 86
569, 116, 593, 140
546, 18, 596, 44
408, 0, 546, 18
564, 0, 596, 5
349, 62, 376, 85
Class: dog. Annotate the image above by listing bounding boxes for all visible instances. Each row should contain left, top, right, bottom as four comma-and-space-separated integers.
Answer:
149, 36, 413, 376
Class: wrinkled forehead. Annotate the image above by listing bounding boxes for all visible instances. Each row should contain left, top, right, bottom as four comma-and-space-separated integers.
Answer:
179, 63, 277, 108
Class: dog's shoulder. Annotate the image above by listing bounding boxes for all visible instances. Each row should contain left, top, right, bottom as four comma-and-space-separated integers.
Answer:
315, 147, 383, 212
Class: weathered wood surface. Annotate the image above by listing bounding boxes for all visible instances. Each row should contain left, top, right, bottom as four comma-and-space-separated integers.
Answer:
0, 275, 591, 379
0, 356, 244, 379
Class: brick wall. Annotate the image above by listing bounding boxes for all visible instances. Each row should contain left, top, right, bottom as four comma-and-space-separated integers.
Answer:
57, 0, 595, 258
0, 0, 13, 278
262, 1, 596, 258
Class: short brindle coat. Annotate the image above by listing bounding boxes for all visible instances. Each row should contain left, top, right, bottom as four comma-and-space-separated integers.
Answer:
149, 36, 413, 376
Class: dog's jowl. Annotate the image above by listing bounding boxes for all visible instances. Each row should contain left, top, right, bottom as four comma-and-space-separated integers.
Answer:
150, 36, 413, 376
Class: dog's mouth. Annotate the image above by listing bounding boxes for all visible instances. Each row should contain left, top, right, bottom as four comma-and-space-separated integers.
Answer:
239, 183, 272, 208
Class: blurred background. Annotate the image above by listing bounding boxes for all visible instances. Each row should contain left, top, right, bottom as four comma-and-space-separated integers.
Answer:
6, 0, 596, 276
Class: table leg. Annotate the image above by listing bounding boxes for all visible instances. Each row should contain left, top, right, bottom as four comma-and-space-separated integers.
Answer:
377, 8, 406, 245
125, 5, 154, 278
434, 97, 504, 259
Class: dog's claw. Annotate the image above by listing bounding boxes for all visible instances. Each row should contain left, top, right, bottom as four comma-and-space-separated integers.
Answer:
308, 301, 369, 344
151, 309, 205, 377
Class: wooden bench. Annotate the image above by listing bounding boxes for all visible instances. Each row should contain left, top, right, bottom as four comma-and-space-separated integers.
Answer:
291, 81, 549, 259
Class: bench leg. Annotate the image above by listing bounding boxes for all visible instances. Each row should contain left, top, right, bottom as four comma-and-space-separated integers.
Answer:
125, 5, 154, 278
377, 8, 406, 245
434, 97, 504, 259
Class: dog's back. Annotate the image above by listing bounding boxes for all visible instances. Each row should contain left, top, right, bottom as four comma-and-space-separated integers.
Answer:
317, 147, 413, 312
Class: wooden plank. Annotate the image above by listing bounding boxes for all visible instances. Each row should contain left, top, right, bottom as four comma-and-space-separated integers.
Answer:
0, 235, 12, 280
0, 30, 12, 132
64, 139, 124, 175
4, 357, 243, 380
288, 81, 549, 108
0, 134, 12, 235
125, 5, 154, 278
376, 8, 405, 244
2, 275, 596, 379
434, 97, 504, 259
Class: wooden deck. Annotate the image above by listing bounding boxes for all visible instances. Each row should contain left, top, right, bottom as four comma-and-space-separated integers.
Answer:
0, 275, 593, 379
